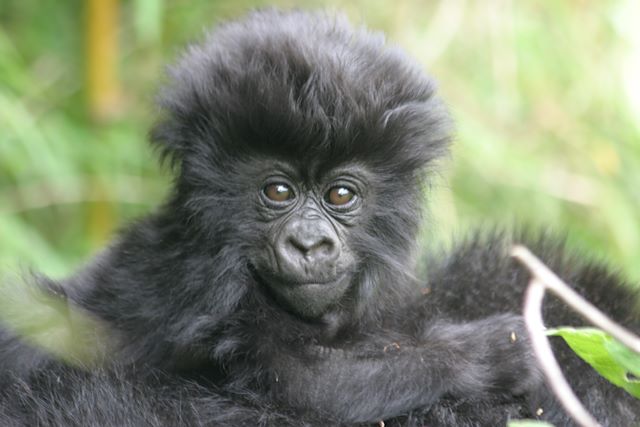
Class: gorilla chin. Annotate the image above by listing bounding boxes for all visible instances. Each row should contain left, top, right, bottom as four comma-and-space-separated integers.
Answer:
256, 269, 353, 318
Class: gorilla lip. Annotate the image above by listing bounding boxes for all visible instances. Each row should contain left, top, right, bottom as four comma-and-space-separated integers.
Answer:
256, 267, 349, 289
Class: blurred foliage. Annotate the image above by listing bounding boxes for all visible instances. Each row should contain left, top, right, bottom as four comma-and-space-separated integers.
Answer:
0, 0, 639, 281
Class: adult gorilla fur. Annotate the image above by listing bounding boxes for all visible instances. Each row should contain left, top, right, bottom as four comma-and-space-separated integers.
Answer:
1, 9, 639, 427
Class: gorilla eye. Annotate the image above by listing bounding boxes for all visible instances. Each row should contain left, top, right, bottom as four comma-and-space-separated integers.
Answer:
263, 183, 294, 202
326, 186, 355, 206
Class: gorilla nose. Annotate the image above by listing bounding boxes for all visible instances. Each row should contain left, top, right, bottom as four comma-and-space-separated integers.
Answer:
278, 218, 341, 274
287, 234, 336, 261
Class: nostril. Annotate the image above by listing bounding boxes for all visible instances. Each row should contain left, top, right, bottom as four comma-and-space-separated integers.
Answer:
287, 235, 335, 258
288, 236, 309, 254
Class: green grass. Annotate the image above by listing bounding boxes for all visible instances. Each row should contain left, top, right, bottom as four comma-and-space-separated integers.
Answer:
1, 0, 639, 282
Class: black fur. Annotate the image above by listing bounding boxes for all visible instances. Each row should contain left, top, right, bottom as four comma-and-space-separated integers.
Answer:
1, 10, 638, 427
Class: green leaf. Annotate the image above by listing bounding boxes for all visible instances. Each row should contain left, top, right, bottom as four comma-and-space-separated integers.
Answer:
547, 327, 640, 398
605, 339, 640, 384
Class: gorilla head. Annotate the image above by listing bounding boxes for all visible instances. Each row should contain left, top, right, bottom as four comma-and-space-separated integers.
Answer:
151, 10, 451, 319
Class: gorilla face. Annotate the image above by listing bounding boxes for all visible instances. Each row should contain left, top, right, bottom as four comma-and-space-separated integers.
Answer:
250, 163, 365, 318
154, 10, 451, 322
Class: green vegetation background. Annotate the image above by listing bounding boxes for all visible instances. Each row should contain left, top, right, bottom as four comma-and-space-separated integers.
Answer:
1, 0, 639, 282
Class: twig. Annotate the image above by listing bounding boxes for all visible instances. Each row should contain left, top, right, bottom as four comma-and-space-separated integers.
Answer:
512, 245, 640, 427
523, 278, 600, 427
512, 246, 640, 353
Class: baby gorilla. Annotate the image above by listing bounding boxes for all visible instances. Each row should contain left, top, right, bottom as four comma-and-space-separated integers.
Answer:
1, 9, 638, 427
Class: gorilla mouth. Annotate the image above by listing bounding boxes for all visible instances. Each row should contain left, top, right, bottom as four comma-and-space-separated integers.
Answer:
249, 265, 352, 317
248, 261, 347, 288
283, 274, 347, 287
257, 271, 349, 292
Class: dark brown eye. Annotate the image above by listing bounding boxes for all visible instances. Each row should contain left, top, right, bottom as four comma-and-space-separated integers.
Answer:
326, 186, 355, 206
263, 183, 294, 202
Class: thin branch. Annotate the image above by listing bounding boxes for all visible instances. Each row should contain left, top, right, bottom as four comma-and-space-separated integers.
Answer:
512, 245, 640, 427
512, 245, 640, 354
523, 278, 601, 427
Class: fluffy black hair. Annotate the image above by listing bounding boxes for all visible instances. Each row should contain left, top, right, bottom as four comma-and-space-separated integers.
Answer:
154, 10, 450, 170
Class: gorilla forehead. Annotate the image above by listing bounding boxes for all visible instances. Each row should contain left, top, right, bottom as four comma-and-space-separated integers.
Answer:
154, 9, 451, 174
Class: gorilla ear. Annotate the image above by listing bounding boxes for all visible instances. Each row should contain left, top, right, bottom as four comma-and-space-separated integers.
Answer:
149, 85, 206, 170
149, 55, 228, 171
148, 59, 209, 170
375, 98, 452, 175
149, 118, 186, 170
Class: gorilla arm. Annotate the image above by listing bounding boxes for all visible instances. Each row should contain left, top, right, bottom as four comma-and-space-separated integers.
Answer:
247, 192, 541, 423
268, 314, 541, 423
